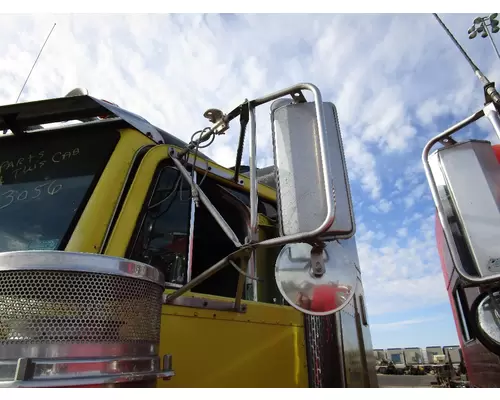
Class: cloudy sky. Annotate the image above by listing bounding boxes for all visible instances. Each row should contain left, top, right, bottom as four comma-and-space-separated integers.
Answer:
2, 12, 499, 349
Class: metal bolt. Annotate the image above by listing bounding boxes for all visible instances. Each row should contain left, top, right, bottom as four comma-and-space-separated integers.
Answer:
163, 354, 172, 371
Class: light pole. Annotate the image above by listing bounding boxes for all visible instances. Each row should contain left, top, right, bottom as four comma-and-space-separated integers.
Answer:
468, 13, 500, 61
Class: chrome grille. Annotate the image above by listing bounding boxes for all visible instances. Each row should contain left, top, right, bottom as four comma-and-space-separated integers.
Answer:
0, 251, 172, 388
0, 257, 163, 346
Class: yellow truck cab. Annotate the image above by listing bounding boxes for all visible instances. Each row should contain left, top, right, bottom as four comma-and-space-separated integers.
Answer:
0, 83, 378, 388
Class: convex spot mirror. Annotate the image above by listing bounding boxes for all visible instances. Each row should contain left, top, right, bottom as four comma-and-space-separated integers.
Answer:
275, 241, 358, 316
471, 290, 500, 355
270, 99, 355, 242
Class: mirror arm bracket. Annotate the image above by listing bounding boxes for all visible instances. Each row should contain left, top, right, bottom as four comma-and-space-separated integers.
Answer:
165, 249, 251, 303
291, 90, 307, 104
248, 104, 259, 245
232, 256, 249, 312
484, 81, 500, 106
232, 101, 250, 183
169, 150, 242, 248
310, 244, 326, 277
484, 102, 500, 139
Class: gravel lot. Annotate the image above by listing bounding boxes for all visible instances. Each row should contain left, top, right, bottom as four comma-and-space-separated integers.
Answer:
376, 374, 436, 388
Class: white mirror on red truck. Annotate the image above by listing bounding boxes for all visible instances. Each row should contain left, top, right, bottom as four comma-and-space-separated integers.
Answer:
428, 140, 500, 282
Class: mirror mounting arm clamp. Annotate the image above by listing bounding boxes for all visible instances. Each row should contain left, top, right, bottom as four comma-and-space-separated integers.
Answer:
291, 90, 307, 104
484, 82, 500, 106
484, 102, 500, 140
310, 244, 326, 278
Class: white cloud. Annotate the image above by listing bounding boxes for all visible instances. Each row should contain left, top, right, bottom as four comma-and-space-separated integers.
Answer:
404, 182, 430, 210
344, 136, 382, 199
416, 98, 451, 127
403, 212, 424, 226
369, 199, 393, 214
397, 227, 408, 238
394, 178, 404, 192
358, 212, 448, 316
1, 13, 498, 332
3, 14, 497, 188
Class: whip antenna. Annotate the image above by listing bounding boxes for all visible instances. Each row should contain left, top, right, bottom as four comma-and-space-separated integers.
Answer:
433, 13, 500, 104
14, 22, 56, 104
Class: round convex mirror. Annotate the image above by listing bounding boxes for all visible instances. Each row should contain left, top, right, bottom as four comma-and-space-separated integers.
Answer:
275, 241, 358, 316
471, 290, 500, 355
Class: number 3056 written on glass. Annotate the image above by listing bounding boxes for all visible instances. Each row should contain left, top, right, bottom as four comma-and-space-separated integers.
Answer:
0, 180, 62, 210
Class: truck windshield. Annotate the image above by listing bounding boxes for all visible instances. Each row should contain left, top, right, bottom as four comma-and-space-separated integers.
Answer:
0, 127, 119, 252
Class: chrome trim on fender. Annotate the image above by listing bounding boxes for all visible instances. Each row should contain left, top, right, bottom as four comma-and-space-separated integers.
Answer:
0, 250, 164, 286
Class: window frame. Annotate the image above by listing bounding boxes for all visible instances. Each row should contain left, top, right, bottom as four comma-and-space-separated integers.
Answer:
453, 285, 474, 343
123, 156, 254, 298
126, 161, 196, 289
104, 144, 279, 304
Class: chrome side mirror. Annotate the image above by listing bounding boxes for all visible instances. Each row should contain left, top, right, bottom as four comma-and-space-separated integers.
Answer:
428, 140, 500, 283
165, 83, 361, 316
270, 99, 355, 241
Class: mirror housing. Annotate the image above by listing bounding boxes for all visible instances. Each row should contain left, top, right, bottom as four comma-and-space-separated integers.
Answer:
428, 140, 500, 282
270, 100, 355, 241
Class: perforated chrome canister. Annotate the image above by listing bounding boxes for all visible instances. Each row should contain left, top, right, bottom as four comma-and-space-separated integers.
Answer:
0, 251, 173, 388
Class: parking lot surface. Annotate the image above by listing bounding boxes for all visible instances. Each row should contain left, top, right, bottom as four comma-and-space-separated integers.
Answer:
377, 374, 436, 388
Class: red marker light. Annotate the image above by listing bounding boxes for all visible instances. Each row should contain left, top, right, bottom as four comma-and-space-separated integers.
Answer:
98, 99, 119, 119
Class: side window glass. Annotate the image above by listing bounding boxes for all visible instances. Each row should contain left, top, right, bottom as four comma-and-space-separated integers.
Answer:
189, 177, 243, 298
129, 166, 191, 287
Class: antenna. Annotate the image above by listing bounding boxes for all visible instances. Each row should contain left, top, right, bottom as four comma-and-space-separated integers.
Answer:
14, 22, 56, 104
2, 23, 56, 135
433, 13, 500, 105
